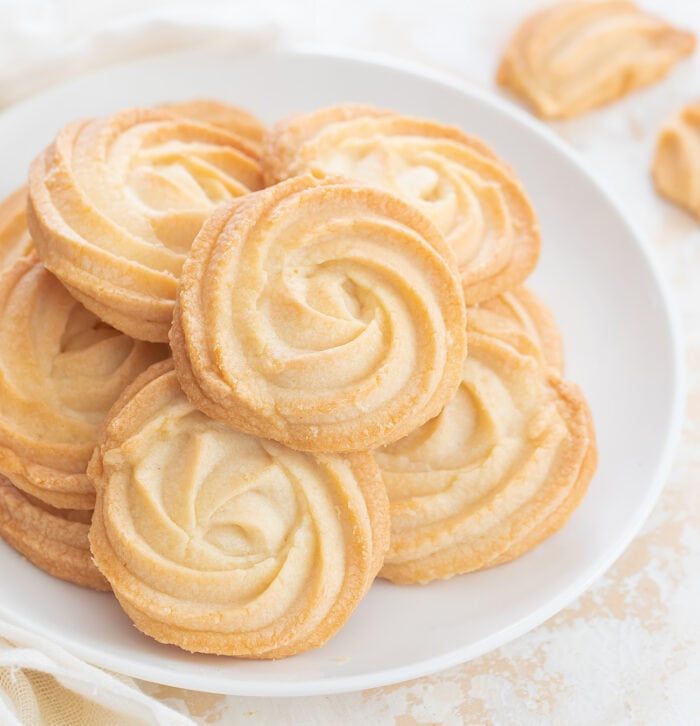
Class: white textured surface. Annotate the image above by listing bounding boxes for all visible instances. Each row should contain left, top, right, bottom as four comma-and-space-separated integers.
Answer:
2, 0, 699, 722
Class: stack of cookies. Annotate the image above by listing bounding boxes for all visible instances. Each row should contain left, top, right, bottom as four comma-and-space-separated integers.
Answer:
0, 98, 596, 658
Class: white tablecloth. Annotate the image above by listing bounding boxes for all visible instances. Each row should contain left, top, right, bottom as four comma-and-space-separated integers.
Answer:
1, 0, 699, 723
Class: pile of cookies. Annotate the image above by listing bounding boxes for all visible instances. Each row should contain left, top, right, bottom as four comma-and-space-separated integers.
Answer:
0, 98, 596, 658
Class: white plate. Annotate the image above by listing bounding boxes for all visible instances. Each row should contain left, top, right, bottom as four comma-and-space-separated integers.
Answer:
0, 49, 684, 697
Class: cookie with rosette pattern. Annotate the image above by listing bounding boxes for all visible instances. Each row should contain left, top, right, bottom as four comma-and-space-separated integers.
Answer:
171, 174, 467, 452
88, 360, 389, 658
28, 108, 264, 341
0, 256, 167, 509
263, 104, 539, 303
376, 311, 596, 584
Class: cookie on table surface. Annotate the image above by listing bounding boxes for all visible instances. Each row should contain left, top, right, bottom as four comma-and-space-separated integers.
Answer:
376, 313, 596, 584
28, 107, 264, 342
263, 104, 540, 303
497, 0, 695, 119
0, 476, 108, 591
88, 360, 389, 658
171, 174, 467, 452
0, 256, 167, 509
653, 101, 700, 219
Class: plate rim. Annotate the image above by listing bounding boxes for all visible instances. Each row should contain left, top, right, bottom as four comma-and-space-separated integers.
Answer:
0, 46, 686, 697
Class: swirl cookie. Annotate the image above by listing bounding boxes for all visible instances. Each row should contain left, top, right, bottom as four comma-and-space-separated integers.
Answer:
376, 317, 596, 584
263, 106, 539, 303
160, 99, 266, 153
88, 360, 389, 658
171, 174, 467, 452
472, 286, 564, 372
263, 103, 391, 186
0, 477, 108, 590
28, 108, 264, 342
0, 256, 167, 509
497, 1, 696, 119
653, 101, 700, 219
0, 187, 33, 273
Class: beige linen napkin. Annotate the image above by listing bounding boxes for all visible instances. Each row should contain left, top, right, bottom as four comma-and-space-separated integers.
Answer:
0, 620, 196, 725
